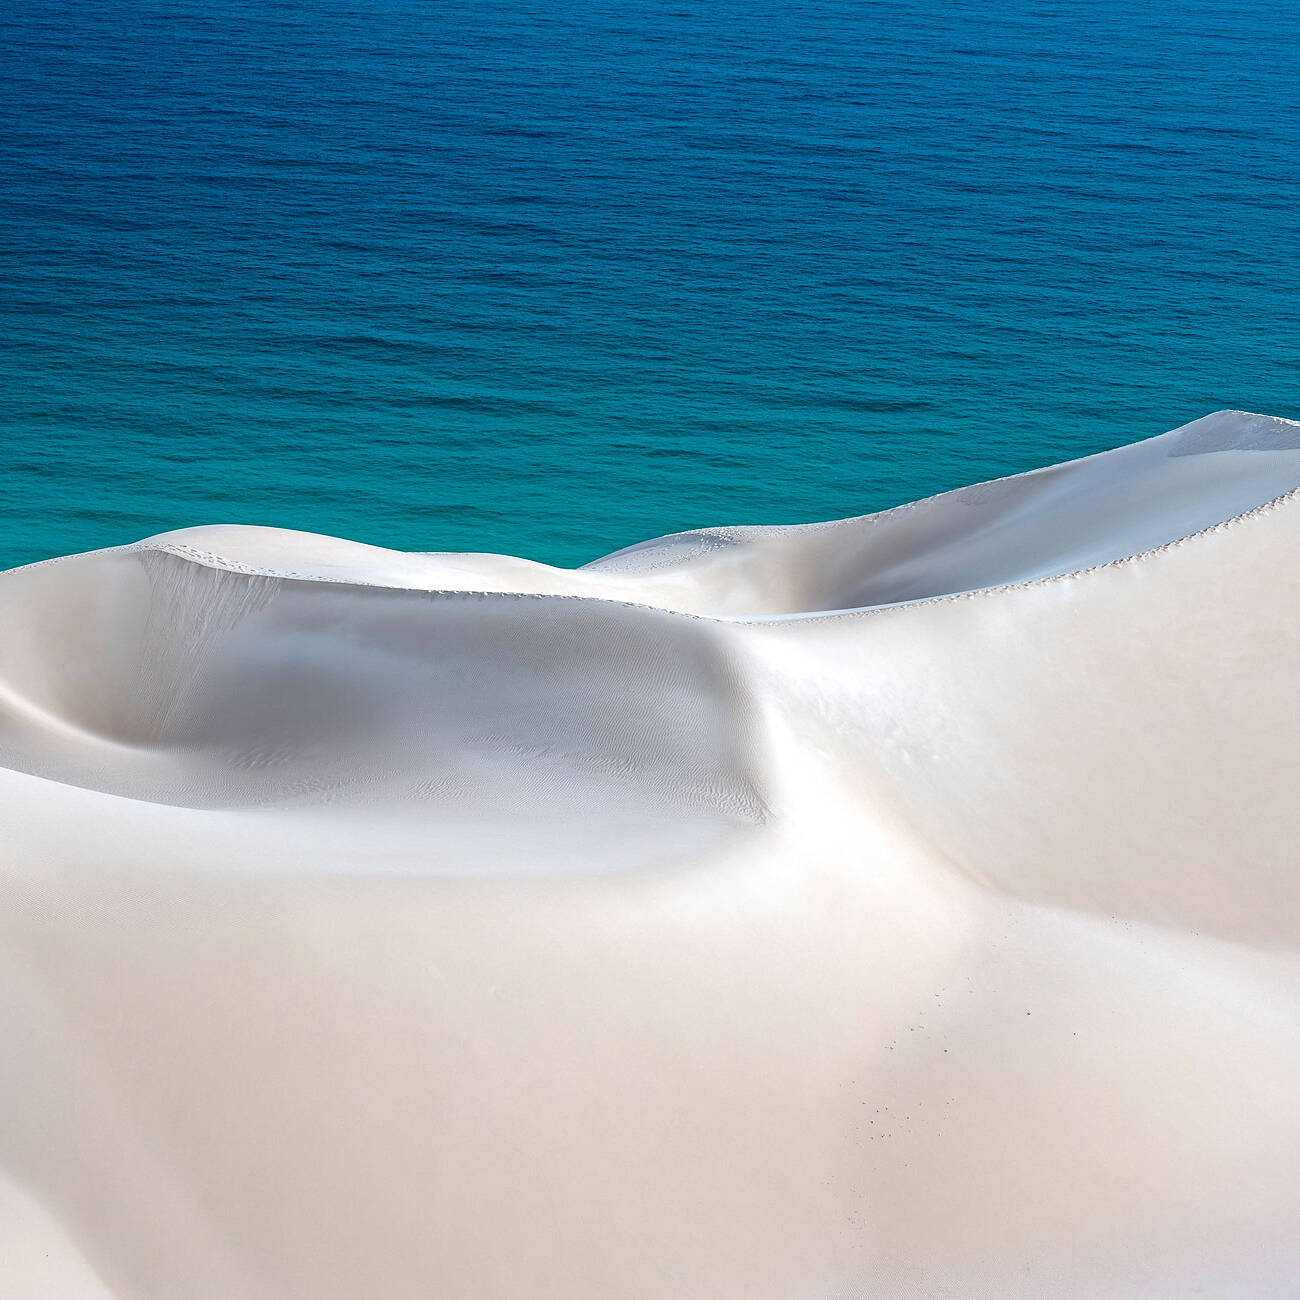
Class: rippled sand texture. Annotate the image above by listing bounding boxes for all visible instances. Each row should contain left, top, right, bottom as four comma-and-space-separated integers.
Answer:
3, 409, 1300, 1298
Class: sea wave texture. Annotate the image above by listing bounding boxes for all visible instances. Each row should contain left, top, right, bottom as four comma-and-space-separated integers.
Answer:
2, 409, 1300, 1298
3, 0, 1300, 569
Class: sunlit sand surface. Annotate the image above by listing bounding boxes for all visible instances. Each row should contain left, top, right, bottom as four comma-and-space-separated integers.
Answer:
2, 410, 1300, 1298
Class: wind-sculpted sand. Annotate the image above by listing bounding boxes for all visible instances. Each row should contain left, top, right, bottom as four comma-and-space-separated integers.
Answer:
3, 409, 1300, 1298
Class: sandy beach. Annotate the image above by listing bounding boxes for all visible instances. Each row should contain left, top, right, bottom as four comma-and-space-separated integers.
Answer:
2, 408, 1300, 1297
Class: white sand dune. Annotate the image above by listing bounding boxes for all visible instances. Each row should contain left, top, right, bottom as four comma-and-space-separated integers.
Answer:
2, 408, 1300, 1298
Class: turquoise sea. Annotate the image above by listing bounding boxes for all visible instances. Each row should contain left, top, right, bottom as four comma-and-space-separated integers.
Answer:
2, 0, 1298, 568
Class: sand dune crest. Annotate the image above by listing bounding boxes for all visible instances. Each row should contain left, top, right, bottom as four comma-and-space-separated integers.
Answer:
1, 409, 1299, 1297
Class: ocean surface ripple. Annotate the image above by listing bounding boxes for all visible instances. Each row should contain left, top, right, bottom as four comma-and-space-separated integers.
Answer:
1, 0, 1299, 566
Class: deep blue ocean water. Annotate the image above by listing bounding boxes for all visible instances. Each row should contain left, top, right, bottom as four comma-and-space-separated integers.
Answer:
2, 0, 1299, 568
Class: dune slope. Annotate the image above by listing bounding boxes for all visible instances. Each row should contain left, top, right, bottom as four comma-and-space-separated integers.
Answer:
1, 409, 1299, 1299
